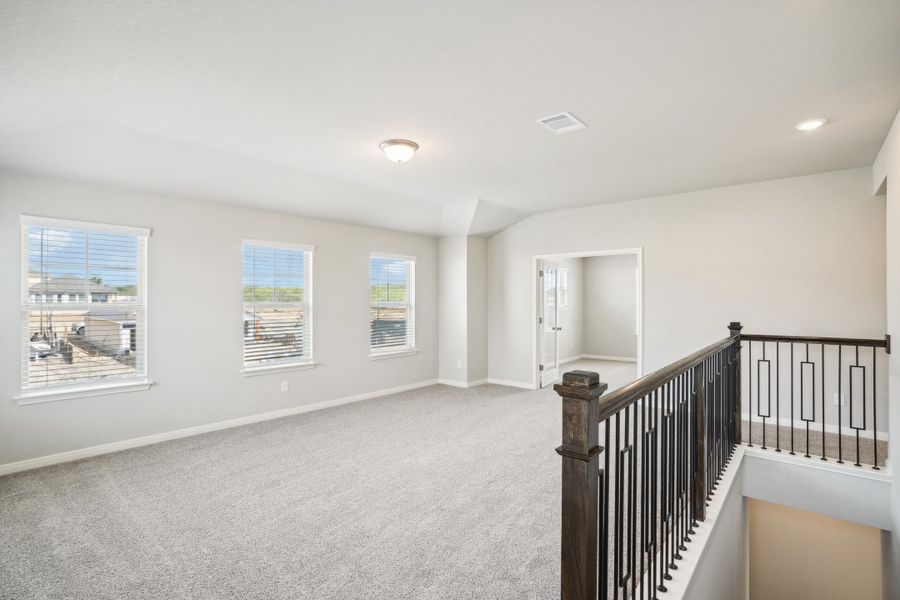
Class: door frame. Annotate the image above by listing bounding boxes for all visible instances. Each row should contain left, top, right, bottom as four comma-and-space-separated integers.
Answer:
532, 247, 644, 389
538, 259, 562, 388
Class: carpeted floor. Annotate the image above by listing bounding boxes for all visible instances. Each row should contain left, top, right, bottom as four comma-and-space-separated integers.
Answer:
0, 362, 637, 600
741, 420, 888, 467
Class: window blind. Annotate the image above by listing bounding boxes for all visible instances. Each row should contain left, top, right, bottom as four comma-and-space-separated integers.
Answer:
21, 219, 147, 391
242, 242, 313, 367
370, 254, 415, 354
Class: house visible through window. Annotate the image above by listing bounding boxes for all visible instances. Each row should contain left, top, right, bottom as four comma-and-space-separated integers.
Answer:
242, 241, 313, 369
370, 254, 416, 355
21, 216, 149, 394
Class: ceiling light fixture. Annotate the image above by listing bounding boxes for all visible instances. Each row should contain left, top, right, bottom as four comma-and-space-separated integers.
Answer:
379, 139, 419, 162
794, 118, 828, 131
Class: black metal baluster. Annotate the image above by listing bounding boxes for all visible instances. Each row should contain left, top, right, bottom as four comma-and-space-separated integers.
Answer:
614, 411, 622, 600
748, 341, 753, 447
761, 342, 767, 450
679, 373, 688, 554
775, 343, 781, 452
855, 345, 861, 468
675, 373, 687, 559
657, 383, 666, 593
873, 346, 880, 470
597, 467, 603, 600
790, 343, 795, 455
668, 379, 678, 572
639, 394, 647, 600
650, 388, 659, 598
805, 343, 811, 459
821, 344, 826, 461
631, 402, 638, 599
837, 345, 843, 464
603, 417, 611, 600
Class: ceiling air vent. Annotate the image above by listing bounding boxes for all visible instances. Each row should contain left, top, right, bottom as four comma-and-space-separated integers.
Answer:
537, 111, 586, 134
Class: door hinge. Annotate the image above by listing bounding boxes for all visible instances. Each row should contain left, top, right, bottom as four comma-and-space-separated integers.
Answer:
539, 270, 544, 277
539, 364, 544, 371
538, 316, 543, 324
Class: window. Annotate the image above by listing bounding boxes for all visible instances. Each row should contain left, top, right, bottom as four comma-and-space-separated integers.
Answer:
242, 241, 314, 371
558, 267, 569, 309
20, 216, 149, 399
369, 254, 416, 356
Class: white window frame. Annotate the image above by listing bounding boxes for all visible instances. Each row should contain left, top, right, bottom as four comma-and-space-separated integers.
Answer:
369, 252, 417, 359
241, 239, 316, 376
17, 215, 152, 404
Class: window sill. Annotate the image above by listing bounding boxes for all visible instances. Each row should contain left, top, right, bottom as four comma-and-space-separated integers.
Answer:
241, 361, 318, 377
16, 379, 154, 405
369, 349, 419, 361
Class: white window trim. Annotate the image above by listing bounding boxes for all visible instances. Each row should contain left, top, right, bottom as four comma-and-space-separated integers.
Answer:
369, 348, 419, 360
18, 216, 151, 403
241, 361, 318, 377
241, 240, 315, 372
15, 379, 154, 405
369, 252, 416, 357
21, 215, 151, 238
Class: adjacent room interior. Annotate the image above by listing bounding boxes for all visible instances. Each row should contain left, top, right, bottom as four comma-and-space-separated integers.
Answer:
1, 2, 900, 600
536, 251, 641, 390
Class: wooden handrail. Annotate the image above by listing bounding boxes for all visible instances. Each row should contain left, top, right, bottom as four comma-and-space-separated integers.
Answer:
596, 334, 738, 422
741, 333, 890, 352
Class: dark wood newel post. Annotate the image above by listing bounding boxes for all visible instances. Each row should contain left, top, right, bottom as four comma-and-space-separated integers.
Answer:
728, 322, 743, 445
555, 370, 608, 600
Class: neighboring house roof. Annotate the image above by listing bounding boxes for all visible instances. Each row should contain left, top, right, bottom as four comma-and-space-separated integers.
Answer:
85, 310, 137, 324
29, 275, 116, 295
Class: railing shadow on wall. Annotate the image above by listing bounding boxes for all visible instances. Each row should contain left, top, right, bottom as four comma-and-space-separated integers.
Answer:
555, 322, 890, 600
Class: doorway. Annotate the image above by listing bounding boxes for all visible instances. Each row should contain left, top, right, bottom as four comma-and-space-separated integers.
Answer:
534, 248, 643, 389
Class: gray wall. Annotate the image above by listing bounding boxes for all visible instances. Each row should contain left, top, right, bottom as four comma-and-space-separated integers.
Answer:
466, 236, 488, 382
0, 171, 439, 465
438, 235, 488, 385
438, 236, 468, 383
488, 167, 886, 389
682, 477, 747, 600
583, 254, 637, 359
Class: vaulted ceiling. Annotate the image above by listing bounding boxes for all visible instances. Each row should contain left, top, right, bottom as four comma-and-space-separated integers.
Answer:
1, 1, 899, 235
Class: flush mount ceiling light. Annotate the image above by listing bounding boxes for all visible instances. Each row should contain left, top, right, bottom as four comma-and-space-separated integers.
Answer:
379, 139, 419, 162
794, 118, 828, 131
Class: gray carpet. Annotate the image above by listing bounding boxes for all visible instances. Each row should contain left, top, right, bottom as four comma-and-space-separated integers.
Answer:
741, 420, 887, 468
0, 362, 638, 600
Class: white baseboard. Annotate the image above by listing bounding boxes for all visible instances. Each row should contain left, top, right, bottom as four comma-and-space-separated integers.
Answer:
0, 378, 440, 477
438, 378, 488, 388
559, 355, 583, 365
741, 412, 889, 441
581, 354, 638, 363
487, 378, 535, 389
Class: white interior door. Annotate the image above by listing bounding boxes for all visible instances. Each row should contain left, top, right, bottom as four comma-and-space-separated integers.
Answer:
540, 260, 561, 387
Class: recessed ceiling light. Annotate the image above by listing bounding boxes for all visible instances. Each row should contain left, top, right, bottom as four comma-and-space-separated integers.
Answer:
794, 118, 828, 131
379, 139, 419, 162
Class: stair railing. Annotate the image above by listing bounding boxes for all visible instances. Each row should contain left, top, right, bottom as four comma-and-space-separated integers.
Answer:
556, 323, 741, 600
556, 321, 891, 600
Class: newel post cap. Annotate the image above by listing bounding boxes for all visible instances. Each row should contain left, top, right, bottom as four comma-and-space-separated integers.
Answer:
728, 322, 743, 336
554, 370, 608, 400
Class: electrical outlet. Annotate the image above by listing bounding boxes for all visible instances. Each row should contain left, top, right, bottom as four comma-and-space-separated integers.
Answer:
833, 392, 844, 406
457, 360, 462, 369
281, 381, 289, 393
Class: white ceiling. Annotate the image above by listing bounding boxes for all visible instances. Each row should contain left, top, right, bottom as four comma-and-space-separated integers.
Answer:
1, 1, 899, 236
